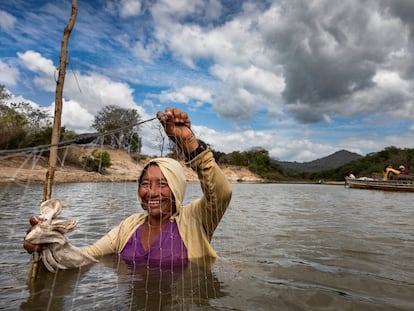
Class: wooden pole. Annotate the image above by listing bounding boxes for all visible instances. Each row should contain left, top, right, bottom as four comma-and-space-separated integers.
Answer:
30, 0, 78, 283
43, 0, 78, 201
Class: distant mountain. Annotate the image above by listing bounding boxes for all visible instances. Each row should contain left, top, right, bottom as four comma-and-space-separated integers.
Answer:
278, 149, 363, 173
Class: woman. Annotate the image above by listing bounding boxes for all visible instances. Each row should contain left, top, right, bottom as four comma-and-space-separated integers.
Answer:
24, 107, 232, 270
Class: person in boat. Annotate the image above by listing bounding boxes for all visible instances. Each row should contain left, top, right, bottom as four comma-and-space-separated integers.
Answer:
383, 164, 400, 181
347, 171, 356, 179
399, 165, 410, 175
24, 107, 232, 270
397, 165, 414, 180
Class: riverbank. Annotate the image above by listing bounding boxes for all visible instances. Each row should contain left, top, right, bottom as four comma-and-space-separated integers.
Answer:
0, 146, 264, 184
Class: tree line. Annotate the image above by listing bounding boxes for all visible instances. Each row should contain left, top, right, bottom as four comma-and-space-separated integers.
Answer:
212, 147, 285, 180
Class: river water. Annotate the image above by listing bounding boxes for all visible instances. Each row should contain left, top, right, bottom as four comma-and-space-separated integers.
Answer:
0, 182, 413, 310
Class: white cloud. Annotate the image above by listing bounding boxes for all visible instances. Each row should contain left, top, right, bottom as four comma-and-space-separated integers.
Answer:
3, 0, 414, 162
156, 86, 212, 104
119, 0, 142, 17
0, 10, 16, 30
373, 70, 407, 88
152, 0, 209, 20
131, 41, 162, 63
64, 72, 147, 116
17, 50, 56, 92
17, 50, 55, 74
149, 2, 285, 121
56, 99, 94, 133
191, 125, 341, 162
0, 60, 19, 86
105, 0, 142, 18
12, 51, 152, 133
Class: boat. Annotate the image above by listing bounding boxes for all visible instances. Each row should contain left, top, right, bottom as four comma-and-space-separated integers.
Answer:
345, 177, 414, 192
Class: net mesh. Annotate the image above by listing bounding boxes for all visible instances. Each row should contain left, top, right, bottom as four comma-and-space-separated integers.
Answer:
0, 120, 243, 311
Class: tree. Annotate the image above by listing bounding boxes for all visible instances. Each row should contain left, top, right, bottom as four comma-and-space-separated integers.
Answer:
9, 101, 52, 131
92, 105, 142, 152
245, 147, 284, 180
0, 103, 28, 149
211, 149, 226, 162
0, 85, 53, 149
83, 149, 112, 173
0, 85, 10, 101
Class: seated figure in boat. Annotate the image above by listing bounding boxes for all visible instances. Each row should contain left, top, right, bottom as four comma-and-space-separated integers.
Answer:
383, 164, 400, 181
399, 165, 410, 175
383, 164, 414, 181
347, 171, 356, 179
397, 165, 414, 180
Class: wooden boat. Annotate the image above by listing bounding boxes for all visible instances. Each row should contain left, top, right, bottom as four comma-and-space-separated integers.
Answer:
345, 177, 414, 192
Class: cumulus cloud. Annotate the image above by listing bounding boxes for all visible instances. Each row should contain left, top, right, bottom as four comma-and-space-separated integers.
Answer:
64, 72, 138, 114
17, 50, 56, 92
55, 99, 94, 133
3, 0, 414, 161
13, 50, 151, 133
257, 0, 413, 123
144, 0, 414, 125
17, 50, 55, 74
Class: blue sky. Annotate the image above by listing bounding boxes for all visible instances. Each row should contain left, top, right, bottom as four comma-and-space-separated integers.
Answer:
1, 0, 414, 162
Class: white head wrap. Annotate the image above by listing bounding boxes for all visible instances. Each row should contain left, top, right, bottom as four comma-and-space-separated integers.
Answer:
138, 158, 186, 214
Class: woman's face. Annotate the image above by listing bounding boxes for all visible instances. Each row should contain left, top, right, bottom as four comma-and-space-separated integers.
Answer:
138, 164, 174, 218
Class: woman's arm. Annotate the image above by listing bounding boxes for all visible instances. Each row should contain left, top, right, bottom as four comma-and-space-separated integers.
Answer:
157, 106, 232, 238
188, 149, 232, 239
82, 226, 120, 258
82, 213, 147, 258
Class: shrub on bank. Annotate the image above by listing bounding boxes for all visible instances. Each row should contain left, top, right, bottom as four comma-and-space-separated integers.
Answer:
83, 150, 112, 174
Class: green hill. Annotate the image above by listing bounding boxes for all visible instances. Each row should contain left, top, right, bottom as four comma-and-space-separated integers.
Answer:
278, 149, 362, 173
310, 146, 414, 181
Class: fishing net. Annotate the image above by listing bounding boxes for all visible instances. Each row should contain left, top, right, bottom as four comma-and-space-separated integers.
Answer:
0, 119, 244, 311
3, 132, 414, 311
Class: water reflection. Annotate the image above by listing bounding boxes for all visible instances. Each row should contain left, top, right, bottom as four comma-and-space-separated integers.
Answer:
118, 258, 225, 310
21, 265, 92, 311
20, 255, 225, 311
1, 182, 414, 310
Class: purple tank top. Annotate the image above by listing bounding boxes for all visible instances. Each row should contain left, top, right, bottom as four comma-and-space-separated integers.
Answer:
120, 221, 188, 266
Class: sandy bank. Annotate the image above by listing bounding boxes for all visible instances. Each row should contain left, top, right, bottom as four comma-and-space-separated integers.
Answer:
0, 146, 264, 184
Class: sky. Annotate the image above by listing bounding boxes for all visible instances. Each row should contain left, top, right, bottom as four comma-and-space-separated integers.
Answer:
1, 0, 414, 162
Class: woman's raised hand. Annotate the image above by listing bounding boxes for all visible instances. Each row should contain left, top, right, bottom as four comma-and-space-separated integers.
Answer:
156, 107, 199, 155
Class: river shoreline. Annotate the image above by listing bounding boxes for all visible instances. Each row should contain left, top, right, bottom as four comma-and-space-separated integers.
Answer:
0, 149, 346, 185
0, 148, 265, 184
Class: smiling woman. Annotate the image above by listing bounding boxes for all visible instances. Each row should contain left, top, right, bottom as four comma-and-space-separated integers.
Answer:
23, 107, 232, 270
122, 160, 187, 263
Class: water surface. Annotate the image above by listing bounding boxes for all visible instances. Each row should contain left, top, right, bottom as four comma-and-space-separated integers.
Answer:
1, 182, 413, 310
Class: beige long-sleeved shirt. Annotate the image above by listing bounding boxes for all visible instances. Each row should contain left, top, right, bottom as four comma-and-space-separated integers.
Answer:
83, 150, 232, 260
